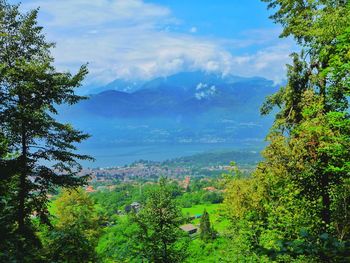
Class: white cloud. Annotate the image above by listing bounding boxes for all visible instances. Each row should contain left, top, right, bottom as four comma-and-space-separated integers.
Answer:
230, 44, 292, 84
25, 0, 171, 27
16, 0, 294, 87
196, 83, 207, 90
195, 85, 216, 100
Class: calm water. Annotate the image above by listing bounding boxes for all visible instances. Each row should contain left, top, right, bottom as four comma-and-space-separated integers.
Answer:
78, 142, 264, 168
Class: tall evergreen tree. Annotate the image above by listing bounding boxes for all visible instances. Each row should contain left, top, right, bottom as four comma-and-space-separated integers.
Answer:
0, 0, 91, 260
199, 209, 215, 241
133, 178, 189, 263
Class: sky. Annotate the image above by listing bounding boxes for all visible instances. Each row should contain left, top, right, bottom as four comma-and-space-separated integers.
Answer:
11, 0, 296, 88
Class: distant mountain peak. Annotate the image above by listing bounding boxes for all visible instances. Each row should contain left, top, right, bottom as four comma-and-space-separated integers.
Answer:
61, 72, 277, 156
88, 79, 145, 95
86, 71, 275, 95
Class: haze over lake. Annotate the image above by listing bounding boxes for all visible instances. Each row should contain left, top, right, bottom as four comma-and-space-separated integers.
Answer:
79, 141, 265, 168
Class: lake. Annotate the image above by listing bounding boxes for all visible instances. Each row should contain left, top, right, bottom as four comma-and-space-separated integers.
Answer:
78, 141, 265, 168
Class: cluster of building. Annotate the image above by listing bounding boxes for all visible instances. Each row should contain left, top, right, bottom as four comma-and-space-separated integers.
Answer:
80, 162, 192, 183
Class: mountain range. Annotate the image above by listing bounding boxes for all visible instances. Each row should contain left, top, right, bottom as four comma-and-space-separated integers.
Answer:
81, 71, 276, 118
58, 71, 279, 166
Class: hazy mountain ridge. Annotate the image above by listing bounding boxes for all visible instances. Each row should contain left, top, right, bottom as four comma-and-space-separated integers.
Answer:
80, 71, 277, 118
58, 71, 278, 161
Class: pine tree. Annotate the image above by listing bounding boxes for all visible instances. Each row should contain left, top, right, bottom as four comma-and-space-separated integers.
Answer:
199, 209, 215, 241
0, 0, 91, 259
133, 178, 189, 263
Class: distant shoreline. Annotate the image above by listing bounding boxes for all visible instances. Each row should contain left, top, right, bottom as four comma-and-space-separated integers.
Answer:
79, 142, 265, 169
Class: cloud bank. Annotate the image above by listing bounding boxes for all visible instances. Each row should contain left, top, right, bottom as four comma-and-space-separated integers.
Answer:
19, 0, 295, 86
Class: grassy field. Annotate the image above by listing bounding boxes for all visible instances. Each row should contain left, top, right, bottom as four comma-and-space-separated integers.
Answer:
182, 204, 229, 233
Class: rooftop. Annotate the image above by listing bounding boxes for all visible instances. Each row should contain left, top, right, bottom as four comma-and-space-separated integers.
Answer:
180, 224, 197, 232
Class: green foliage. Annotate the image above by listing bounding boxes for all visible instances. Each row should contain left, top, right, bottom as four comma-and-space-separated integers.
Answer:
201, 191, 224, 204
132, 177, 189, 262
1, 0, 349, 262
199, 209, 216, 241
186, 237, 231, 263
0, 0, 91, 260
42, 188, 101, 262
223, 1, 350, 261
177, 191, 203, 208
91, 184, 141, 218
96, 218, 142, 263
0, 134, 16, 261
165, 150, 261, 169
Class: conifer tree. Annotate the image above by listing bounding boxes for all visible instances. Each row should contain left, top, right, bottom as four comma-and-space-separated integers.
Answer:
133, 178, 188, 263
0, 0, 91, 259
199, 209, 215, 241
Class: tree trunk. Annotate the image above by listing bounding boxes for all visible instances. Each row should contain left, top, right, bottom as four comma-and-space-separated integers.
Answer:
162, 239, 168, 263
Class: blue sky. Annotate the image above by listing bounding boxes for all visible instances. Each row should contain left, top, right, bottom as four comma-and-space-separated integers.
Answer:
11, 0, 295, 88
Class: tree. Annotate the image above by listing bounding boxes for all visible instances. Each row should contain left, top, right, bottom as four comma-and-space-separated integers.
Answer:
42, 188, 101, 262
223, 1, 350, 261
0, 0, 91, 259
199, 209, 216, 241
0, 133, 20, 261
96, 218, 142, 263
260, 1, 350, 235
260, 0, 350, 238
133, 178, 189, 263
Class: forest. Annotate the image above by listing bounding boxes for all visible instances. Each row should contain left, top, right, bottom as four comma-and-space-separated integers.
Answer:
0, 0, 350, 262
